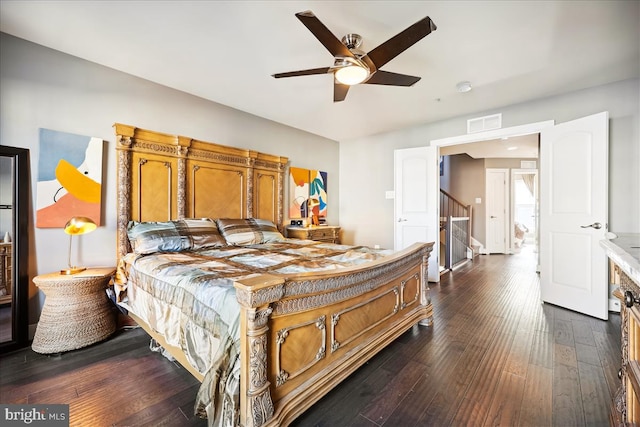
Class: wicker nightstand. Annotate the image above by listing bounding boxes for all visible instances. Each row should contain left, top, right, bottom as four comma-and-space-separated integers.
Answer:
32, 267, 116, 354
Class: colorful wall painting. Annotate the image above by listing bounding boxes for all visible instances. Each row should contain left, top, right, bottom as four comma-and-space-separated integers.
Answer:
288, 167, 327, 219
309, 169, 328, 217
36, 128, 104, 228
289, 167, 310, 219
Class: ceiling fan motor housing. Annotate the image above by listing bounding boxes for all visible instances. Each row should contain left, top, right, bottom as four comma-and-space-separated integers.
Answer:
342, 33, 363, 50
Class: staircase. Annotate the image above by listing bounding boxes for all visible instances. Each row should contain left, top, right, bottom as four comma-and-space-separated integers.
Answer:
440, 189, 474, 272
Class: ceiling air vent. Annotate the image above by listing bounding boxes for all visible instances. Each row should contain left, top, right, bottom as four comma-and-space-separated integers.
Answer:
467, 113, 502, 134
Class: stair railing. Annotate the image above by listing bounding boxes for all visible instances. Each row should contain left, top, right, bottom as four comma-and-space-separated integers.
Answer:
440, 189, 473, 269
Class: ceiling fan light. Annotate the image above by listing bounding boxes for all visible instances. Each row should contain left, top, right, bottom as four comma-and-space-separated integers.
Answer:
335, 65, 369, 85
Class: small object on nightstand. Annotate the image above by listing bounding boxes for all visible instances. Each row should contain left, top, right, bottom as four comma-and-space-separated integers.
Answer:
32, 267, 117, 354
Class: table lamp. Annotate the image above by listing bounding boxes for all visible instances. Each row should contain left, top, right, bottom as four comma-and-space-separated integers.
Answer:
61, 216, 97, 275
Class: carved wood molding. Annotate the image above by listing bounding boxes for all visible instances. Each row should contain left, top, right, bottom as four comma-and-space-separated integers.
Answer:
331, 287, 399, 353
189, 148, 252, 168
236, 283, 285, 309
247, 166, 254, 218
246, 309, 273, 427
177, 158, 186, 218
275, 315, 326, 387
615, 263, 640, 425
401, 273, 420, 309
619, 298, 628, 425
274, 247, 432, 316
420, 254, 430, 306
617, 264, 640, 296
116, 142, 132, 259
282, 246, 431, 299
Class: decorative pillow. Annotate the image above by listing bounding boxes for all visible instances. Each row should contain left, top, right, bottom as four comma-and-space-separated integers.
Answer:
216, 218, 285, 245
127, 218, 226, 254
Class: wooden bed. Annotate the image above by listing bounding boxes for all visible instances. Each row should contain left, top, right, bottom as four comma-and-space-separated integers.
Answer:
114, 123, 434, 427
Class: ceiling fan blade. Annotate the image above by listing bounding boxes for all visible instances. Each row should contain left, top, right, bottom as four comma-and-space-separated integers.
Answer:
296, 11, 354, 58
366, 16, 437, 69
272, 67, 331, 78
364, 70, 421, 86
334, 82, 349, 102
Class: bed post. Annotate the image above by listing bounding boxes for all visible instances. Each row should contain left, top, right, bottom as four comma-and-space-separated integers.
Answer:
418, 253, 433, 326
234, 274, 285, 427
115, 125, 134, 260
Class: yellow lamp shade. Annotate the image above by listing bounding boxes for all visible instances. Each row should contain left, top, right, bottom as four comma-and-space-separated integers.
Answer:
64, 216, 97, 236
61, 216, 97, 275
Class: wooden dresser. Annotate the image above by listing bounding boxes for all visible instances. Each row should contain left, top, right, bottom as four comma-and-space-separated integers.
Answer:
286, 225, 340, 244
601, 234, 640, 426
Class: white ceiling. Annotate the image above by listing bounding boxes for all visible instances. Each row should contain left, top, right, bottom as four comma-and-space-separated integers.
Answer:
1, 1, 638, 142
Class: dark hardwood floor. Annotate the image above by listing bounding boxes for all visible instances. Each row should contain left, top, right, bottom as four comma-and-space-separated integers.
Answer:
1, 245, 620, 426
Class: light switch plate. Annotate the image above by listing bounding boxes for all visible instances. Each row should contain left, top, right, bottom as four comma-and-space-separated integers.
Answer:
475, 197, 482, 204
385, 191, 395, 199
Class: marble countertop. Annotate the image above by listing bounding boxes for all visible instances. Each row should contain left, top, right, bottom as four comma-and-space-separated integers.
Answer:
600, 233, 640, 285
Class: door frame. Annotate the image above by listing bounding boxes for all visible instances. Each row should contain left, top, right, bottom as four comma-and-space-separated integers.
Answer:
430, 120, 555, 261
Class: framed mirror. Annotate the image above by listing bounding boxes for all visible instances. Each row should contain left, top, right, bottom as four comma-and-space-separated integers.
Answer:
0, 145, 29, 353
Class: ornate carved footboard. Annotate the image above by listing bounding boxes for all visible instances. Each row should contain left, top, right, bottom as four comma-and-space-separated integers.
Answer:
234, 242, 433, 427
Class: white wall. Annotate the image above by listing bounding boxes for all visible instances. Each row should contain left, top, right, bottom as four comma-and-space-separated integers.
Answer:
339, 78, 640, 249
0, 33, 340, 323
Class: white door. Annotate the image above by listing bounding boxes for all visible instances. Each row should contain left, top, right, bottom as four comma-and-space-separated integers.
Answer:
540, 111, 609, 320
394, 147, 439, 282
485, 168, 509, 254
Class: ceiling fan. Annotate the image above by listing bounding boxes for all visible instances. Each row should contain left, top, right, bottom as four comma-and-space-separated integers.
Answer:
272, 10, 437, 102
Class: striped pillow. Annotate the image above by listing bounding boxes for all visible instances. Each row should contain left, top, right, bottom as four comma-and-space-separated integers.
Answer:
127, 218, 226, 254
216, 218, 285, 245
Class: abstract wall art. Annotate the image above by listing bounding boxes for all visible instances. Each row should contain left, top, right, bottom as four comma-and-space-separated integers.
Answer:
36, 128, 104, 228
309, 169, 328, 217
288, 167, 327, 219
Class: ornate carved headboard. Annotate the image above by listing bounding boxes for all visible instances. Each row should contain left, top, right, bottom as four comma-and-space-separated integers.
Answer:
114, 123, 288, 259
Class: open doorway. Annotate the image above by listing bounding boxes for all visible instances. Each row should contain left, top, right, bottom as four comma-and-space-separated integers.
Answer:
431, 120, 553, 279
439, 143, 540, 257
512, 169, 538, 254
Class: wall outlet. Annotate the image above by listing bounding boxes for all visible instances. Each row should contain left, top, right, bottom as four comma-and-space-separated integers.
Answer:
475, 197, 482, 204
609, 298, 621, 313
